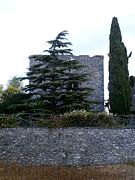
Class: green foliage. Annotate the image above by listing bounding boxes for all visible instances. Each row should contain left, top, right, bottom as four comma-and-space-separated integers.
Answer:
34, 110, 117, 128
21, 31, 93, 114
61, 109, 91, 126
0, 111, 123, 128
0, 115, 17, 128
0, 76, 29, 114
0, 84, 4, 100
96, 112, 115, 127
36, 118, 56, 128
61, 110, 116, 127
108, 17, 131, 115
7, 76, 23, 91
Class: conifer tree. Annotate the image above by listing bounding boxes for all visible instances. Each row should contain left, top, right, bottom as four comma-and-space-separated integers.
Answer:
22, 31, 93, 114
109, 17, 131, 114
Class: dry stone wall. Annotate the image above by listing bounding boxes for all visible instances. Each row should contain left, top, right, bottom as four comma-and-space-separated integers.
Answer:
1, 128, 135, 166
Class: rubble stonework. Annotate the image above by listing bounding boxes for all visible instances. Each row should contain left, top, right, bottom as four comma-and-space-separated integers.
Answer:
30, 55, 104, 111
1, 128, 135, 165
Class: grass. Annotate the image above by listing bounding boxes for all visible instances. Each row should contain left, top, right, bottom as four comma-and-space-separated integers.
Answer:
1, 161, 135, 180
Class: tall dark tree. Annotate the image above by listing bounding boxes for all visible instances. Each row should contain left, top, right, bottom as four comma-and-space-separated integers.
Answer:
21, 31, 93, 114
108, 17, 131, 114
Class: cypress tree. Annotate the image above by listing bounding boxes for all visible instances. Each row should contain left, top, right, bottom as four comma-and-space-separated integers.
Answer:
109, 17, 131, 114
22, 31, 93, 114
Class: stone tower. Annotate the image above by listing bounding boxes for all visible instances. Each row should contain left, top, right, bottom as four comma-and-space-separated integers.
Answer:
29, 54, 104, 112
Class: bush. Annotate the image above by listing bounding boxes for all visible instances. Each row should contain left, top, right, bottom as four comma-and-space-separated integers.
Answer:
61, 110, 89, 127
36, 118, 55, 128
93, 112, 116, 127
0, 115, 17, 128
0, 111, 118, 128
60, 110, 116, 128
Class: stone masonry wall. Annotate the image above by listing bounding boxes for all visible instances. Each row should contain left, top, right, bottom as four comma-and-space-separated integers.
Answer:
75, 55, 104, 111
30, 55, 104, 111
1, 128, 135, 166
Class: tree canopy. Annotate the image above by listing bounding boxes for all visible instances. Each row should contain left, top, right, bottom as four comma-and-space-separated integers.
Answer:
0, 76, 28, 114
108, 17, 131, 115
21, 30, 93, 114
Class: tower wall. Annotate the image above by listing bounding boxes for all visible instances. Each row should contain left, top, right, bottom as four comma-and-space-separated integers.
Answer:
29, 54, 104, 112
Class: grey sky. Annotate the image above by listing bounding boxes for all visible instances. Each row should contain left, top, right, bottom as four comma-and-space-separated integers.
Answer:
0, 0, 135, 100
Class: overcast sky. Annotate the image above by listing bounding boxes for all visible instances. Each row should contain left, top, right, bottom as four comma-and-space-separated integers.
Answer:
0, 0, 135, 99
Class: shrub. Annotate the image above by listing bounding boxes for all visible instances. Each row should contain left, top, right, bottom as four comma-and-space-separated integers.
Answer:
94, 112, 116, 127
36, 118, 55, 128
61, 110, 90, 127
0, 115, 17, 128
56, 112, 118, 128
60, 110, 117, 128
0, 111, 119, 128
